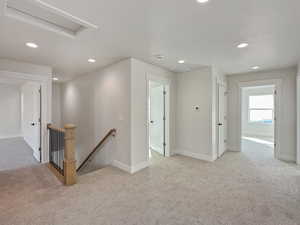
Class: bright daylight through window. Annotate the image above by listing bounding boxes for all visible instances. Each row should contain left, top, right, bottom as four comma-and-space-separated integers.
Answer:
248, 95, 274, 124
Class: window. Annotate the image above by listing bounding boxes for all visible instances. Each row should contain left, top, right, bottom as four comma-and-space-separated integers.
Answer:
248, 95, 274, 124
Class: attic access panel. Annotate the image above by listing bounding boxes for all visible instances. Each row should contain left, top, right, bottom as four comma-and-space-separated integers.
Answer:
5, 0, 98, 38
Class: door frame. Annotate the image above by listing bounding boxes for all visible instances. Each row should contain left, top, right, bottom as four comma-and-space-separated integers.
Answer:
146, 74, 171, 159
297, 75, 300, 165
237, 79, 282, 159
216, 80, 226, 158
0, 70, 52, 163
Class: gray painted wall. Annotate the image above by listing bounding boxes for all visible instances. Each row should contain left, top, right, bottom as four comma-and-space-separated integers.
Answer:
61, 59, 132, 168
0, 83, 21, 138
175, 68, 213, 159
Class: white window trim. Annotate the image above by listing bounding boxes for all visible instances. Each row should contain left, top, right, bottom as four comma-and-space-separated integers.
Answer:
247, 94, 274, 124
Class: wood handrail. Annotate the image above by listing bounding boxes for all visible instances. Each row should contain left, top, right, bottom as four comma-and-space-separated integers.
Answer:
47, 124, 66, 133
76, 129, 116, 172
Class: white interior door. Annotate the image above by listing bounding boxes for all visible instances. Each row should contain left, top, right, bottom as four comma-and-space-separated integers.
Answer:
218, 84, 226, 157
22, 82, 41, 162
149, 82, 165, 155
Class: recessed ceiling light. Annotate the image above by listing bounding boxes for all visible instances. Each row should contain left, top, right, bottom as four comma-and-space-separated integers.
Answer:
178, 60, 185, 64
88, 58, 96, 63
154, 54, 164, 60
26, 42, 38, 48
197, 0, 210, 3
237, 43, 249, 48
252, 66, 260, 70
53, 77, 59, 81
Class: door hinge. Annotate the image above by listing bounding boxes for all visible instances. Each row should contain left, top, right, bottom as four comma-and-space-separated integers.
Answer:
163, 91, 167, 95
39, 147, 41, 152
39, 118, 41, 123
163, 142, 166, 147
163, 116, 166, 121
274, 90, 277, 95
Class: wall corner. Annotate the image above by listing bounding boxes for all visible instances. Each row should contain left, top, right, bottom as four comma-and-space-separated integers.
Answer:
297, 64, 300, 164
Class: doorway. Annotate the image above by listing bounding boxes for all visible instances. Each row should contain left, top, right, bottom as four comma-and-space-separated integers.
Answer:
240, 85, 276, 159
147, 76, 170, 161
0, 79, 42, 171
0, 70, 51, 165
217, 82, 226, 158
21, 82, 42, 162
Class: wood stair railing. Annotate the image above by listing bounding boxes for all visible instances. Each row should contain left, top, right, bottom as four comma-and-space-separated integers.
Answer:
47, 124, 77, 185
77, 129, 116, 172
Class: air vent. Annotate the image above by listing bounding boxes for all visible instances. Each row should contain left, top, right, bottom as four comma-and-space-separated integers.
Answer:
5, 0, 98, 38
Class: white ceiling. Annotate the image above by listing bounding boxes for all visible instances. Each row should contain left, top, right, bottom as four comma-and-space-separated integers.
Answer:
0, 0, 299, 79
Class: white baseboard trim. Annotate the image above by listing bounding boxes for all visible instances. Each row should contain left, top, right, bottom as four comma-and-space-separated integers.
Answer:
131, 161, 149, 174
33, 151, 40, 162
174, 149, 215, 162
278, 154, 296, 163
112, 160, 131, 173
227, 146, 240, 152
150, 146, 164, 155
212, 152, 218, 161
112, 160, 150, 174
0, 135, 22, 140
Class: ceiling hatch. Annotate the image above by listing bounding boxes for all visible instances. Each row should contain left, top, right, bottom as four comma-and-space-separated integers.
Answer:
4, 0, 98, 38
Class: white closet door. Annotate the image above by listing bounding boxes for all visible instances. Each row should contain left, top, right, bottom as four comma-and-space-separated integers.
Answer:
22, 82, 41, 161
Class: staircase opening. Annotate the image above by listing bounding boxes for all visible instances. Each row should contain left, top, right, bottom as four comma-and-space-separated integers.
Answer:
76, 129, 116, 175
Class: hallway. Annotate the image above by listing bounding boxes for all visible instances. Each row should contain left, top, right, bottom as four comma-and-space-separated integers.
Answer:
0, 137, 39, 171
1, 146, 299, 225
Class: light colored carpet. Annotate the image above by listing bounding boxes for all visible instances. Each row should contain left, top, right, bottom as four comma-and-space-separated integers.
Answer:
0, 137, 39, 171
0, 141, 300, 225
242, 136, 274, 159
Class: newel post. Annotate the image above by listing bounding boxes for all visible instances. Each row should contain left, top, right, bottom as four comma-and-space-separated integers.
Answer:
64, 124, 77, 185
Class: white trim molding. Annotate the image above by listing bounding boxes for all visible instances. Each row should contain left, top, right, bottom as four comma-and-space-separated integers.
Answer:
131, 161, 149, 174
279, 154, 297, 163
297, 74, 300, 165
227, 145, 240, 152
237, 79, 282, 160
112, 160, 149, 174
112, 160, 131, 173
146, 73, 171, 160
174, 149, 216, 162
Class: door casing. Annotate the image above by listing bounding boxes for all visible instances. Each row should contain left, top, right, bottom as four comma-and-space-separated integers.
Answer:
146, 74, 171, 160
237, 79, 282, 159
0, 70, 51, 163
217, 83, 226, 157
